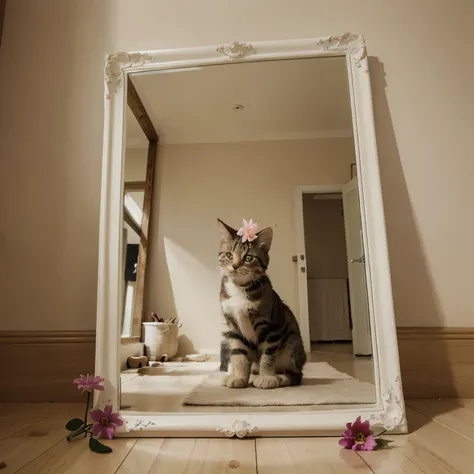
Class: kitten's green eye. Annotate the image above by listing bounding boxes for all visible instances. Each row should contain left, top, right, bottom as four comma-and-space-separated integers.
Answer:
225, 252, 233, 259
244, 255, 255, 263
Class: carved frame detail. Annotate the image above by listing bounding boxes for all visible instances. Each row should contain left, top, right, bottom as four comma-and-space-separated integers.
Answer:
216, 41, 254, 59
126, 419, 157, 432
318, 33, 368, 71
218, 421, 259, 439
104, 52, 154, 99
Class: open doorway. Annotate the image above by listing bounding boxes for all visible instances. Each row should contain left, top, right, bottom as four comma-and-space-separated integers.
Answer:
303, 192, 352, 344
295, 181, 372, 359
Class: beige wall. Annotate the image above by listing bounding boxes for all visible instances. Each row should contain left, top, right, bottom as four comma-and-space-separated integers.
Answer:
0, 0, 473, 331
146, 139, 353, 352
124, 148, 148, 182
303, 197, 348, 280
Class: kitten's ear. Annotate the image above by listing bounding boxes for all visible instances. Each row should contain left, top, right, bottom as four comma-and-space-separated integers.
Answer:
255, 227, 273, 252
217, 219, 237, 246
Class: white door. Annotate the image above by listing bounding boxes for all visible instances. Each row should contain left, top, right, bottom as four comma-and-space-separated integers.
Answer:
342, 178, 372, 356
295, 190, 311, 353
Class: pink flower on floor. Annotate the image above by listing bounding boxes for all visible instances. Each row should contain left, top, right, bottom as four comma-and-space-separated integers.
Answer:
90, 405, 123, 440
73, 374, 105, 393
237, 218, 259, 243
339, 416, 377, 451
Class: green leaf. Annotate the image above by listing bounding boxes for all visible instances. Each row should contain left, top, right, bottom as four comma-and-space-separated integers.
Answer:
89, 437, 113, 454
65, 418, 84, 431
375, 438, 394, 449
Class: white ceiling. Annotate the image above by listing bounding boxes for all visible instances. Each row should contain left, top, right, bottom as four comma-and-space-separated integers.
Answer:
126, 57, 353, 147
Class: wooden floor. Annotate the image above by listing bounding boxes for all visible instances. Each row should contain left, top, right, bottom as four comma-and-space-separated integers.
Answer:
1, 399, 474, 473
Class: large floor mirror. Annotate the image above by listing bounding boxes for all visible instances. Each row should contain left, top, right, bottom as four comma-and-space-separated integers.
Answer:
97, 35, 406, 437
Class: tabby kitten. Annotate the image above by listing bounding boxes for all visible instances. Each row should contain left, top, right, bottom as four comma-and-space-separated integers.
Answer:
217, 219, 306, 390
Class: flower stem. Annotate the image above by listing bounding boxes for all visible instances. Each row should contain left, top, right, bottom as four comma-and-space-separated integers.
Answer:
83, 392, 91, 437
67, 424, 93, 442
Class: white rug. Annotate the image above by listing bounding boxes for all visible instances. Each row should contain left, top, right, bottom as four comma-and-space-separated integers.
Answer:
183, 362, 376, 406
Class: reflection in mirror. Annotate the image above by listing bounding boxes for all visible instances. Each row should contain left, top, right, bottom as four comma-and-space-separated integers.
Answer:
120, 57, 376, 413
301, 180, 373, 380
121, 108, 148, 337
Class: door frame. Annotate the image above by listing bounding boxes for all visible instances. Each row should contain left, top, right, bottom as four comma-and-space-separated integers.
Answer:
342, 177, 372, 355
294, 184, 345, 352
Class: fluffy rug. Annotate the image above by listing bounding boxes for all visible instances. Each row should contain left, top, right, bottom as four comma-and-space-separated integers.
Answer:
182, 362, 376, 406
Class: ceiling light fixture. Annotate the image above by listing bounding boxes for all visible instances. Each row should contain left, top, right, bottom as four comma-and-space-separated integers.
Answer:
232, 104, 244, 111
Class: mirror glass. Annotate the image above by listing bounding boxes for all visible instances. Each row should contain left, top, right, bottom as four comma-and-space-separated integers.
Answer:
121, 109, 148, 337
120, 57, 376, 413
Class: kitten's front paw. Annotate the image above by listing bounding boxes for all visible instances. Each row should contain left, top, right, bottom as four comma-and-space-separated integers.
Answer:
253, 375, 280, 389
221, 375, 248, 389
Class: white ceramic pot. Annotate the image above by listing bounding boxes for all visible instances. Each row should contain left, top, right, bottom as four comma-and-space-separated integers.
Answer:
142, 322, 179, 361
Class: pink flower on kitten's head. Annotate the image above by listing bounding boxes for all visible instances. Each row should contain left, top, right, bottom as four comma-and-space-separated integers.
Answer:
237, 218, 259, 243
90, 405, 123, 440
339, 416, 377, 451
73, 374, 105, 393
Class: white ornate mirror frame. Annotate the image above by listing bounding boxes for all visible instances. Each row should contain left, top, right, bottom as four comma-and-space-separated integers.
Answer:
96, 33, 407, 437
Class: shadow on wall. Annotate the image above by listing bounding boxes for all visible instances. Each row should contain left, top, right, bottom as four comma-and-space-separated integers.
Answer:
143, 149, 225, 355
177, 335, 198, 358
163, 236, 223, 352
369, 57, 454, 414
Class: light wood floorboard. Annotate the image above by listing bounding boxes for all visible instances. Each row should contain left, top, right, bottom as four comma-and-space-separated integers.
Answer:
16, 438, 136, 474
117, 438, 257, 474
360, 406, 474, 474
0, 405, 85, 474
0, 399, 474, 473
0, 403, 77, 441
451, 398, 474, 416
406, 399, 474, 441
256, 437, 373, 473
